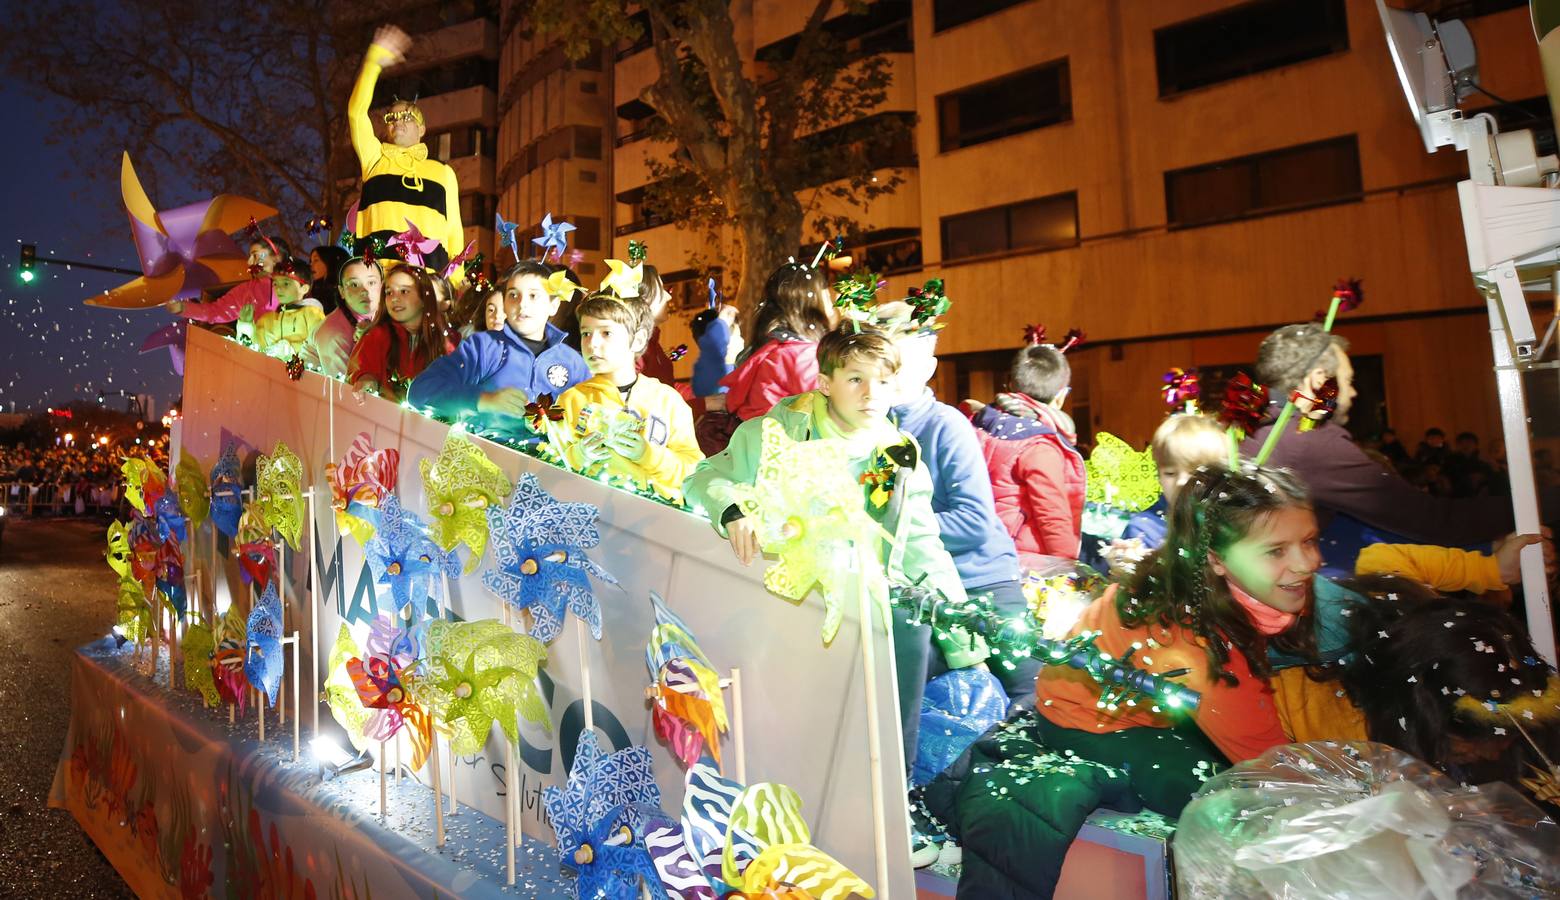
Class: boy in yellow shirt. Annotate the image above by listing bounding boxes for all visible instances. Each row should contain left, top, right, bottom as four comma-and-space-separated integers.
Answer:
557, 290, 703, 501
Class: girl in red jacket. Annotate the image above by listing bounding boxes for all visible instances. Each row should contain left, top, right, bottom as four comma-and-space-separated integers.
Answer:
349, 266, 453, 402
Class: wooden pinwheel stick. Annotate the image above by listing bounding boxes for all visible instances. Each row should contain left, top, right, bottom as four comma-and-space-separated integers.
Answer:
277, 535, 286, 732
257, 687, 266, 743
577, 617, 595, 736
447, 737, 457, 816
379, 739, 388, 821
505, 736, 516, 885
852, 560, 891, 897
281, 632, 300, 760
429, 730, 445, 847
725, 668, 747, 785
306, 486, 319, 737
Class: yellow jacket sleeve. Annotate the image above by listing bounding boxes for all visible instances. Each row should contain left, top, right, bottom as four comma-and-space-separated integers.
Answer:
442, 165, 466, 285
637, 386, 703, 499
349, 45, 397, 173
1354, 542, 1504, 594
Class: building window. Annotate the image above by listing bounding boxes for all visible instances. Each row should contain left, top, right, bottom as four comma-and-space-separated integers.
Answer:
937, 59, 1070, 152
823, 229, 922, 274
932, 0, 1029, 32
574, 126, 603, 161
1164, 135, 1362, 229
1154, 0, 1348, 97
580, 80, 598, 94
573, 216, 601, 251
580, 169, 598, 183
940, 192, 1077, 261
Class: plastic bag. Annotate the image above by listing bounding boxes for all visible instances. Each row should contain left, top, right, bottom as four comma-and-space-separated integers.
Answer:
1175, 741, 1560, 899
912, 668, 1007, 786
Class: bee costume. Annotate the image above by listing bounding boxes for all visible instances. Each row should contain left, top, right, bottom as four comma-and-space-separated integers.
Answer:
348, 42, 464, 279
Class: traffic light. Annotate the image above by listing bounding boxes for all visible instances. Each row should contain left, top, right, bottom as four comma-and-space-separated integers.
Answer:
18, 244, 35, 283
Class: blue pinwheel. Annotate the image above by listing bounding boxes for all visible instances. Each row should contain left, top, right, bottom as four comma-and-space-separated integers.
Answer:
153, 489, 187, 544
245, 580, 283, 708
209, 442, 244, 539
495, 212, 522, 263
542, 730, 663, 899
363, 494, 461, 622
532, 212, 576, 262
483, 473, 618, 644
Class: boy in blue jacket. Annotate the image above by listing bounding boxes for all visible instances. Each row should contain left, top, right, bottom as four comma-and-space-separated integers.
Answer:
880, 301, 1035, 704
408, 260, 589, 431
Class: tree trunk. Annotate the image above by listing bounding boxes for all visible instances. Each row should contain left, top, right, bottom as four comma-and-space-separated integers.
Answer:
730, 191, 804, 317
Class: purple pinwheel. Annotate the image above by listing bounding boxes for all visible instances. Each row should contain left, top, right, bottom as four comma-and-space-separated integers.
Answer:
88, 153, 277, 309
542, 730, 663, 899
140, 320, 189, 376
495, 212, 522, 263
483, 474, 618, 644
532, 212, 576, 262
363, 494, 461, 622
389, 219, 441, 268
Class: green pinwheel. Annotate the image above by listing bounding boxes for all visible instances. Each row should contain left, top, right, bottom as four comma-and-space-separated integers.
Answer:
419, 619, 548, 756
420, 430, 512, 574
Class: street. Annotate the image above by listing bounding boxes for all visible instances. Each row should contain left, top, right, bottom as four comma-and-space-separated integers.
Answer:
0, 516, 133, 898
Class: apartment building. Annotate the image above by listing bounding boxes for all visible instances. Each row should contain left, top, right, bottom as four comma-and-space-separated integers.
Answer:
336, 1, 502, 274
595, 0, 1552, 450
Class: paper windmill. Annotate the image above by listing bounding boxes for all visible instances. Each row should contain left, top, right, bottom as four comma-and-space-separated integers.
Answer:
323, 625, 375, 754
183, 622, 221, 708
1083, 433, 1160, 513
255, 442, 305, 551
209, 443, 245, 539
140, 320, 189, 376
115, 576, 153, 645
389, 219, 441, 268
326, 432, 400, 544
442, 239, 478, 280
122, 456, 167, 516
236, 532, 276, 590
545, 268, 584, 302
420, 430, 512, 573
532, 212, 576, 261
153, 490, 187, 545
244, 581, 284, 708
600, 258, 644, 300
495, 212, 522, 262
211, 605, 250, 711
347, 614, 434, 770
722, 419, 890, 643
85, 153, 277, 309
154, 538, 187, 619
644, 592, 728, 768
484, 473, 619, 644
645, 763, 874, 900
106, 520, 133, 581
363, 494, 460, 622
419, 619, 549, 756
175, 452, 210, 531
542, 730, 663, 899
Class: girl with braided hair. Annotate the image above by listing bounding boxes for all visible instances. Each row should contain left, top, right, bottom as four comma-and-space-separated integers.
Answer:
1034, 465, 1329, 816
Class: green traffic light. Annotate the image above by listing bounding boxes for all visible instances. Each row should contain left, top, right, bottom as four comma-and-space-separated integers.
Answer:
18, 270, 34, 284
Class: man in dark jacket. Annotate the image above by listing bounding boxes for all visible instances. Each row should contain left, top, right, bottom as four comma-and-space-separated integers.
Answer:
1240, 325, 1512, 568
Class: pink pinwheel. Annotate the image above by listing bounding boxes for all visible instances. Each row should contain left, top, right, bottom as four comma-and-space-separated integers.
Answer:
389, 219, 441, 268
139, 320, 189, 375
87, 153, 277, 309
441, 240, 479, 280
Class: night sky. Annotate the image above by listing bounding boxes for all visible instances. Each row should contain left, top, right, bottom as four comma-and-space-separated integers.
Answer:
0, 75, 185, 415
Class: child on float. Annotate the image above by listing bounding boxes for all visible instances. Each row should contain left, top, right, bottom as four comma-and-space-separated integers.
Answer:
684, 327, 986, 780
312, 257, 382, 380
878, 300, 1034, 702
167, 233, 293, 328
964, 342, 1087, 572
349, 264, 452, 402
556, 290, 702, 501
254, 256, 325, 362
1116, 413, 1229, 552
689, 302, 742, 404
407, 260, 589, 426
719, 260, 838, 422
449, 280, 504, 339
635, 264, 677, 383
309, 244, 350, 315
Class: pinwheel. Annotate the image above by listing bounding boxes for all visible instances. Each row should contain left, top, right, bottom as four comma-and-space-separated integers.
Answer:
209, 443, 245, 539
174, 452, 210, 531
483, 473, 618, 644
1083, 433, 1161, 513
323, 625, 375, 754
347, 614, 434, 771
525, 393, 568, 459
152, 489, 187, 545
1162, 367, 1199, 410
532, 212, 576, 261
182, 622, 220, 708
389, 219, 441, 268
211, 606, 250, 712
721, 419, 890, 643
140, 320, 189, 376
645, 763, 874, 899
236, 534, 276, 591
541, 730, 663, 899
545, 268, 584, 302
495, 212, 522, 262
599, 258, 643, 300
106, 520, 133, 581
441, 239, 478, 281
154, 539, 188, 620
644, 592, 728, 768
363, 494, 460, 622
326, 432, 400, 544
245, 581, 284, 708
122, 456, 167, 516
420, 430, 512, 573
85, 153, 276, 309
419, 619, 548, 756
115, 576, 153, 645
254, 442, 305, 551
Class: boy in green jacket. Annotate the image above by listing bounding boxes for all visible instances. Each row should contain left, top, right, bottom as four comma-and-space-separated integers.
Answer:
683, 328, 983, 775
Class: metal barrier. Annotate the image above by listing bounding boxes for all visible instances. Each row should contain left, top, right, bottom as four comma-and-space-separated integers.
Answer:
0, 481, 121, 517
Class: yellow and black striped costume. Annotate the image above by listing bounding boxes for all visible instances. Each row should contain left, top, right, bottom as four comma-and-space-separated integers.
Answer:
349, 44, 464, 279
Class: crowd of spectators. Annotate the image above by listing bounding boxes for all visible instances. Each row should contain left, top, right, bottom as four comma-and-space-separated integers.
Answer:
0, 445, 160, 516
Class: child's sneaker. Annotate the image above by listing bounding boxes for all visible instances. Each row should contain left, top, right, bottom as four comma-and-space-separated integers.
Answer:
909, 829, 941, 868
936, 839, 963, 868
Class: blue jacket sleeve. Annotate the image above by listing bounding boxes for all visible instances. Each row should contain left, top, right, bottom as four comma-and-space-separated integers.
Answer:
407, 334, 498, 419
926, 409, 1002, 561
